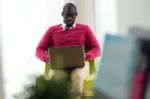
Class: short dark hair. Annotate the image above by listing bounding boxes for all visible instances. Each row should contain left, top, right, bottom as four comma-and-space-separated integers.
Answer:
63, 3, 77, 12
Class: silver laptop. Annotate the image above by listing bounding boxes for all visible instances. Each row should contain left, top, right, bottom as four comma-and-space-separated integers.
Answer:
48, 46, 85, 70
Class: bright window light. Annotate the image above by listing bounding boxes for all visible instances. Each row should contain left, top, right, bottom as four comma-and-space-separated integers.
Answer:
1, 0, 64, 99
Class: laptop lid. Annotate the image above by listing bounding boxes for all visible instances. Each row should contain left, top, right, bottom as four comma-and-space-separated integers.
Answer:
48, 46, 85, 70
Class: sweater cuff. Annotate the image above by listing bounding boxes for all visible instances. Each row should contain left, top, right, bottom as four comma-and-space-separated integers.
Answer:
85, 53, 90, 61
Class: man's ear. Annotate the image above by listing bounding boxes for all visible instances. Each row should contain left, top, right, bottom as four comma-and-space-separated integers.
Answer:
75, 12, 78, 17
61, 12, 64, 16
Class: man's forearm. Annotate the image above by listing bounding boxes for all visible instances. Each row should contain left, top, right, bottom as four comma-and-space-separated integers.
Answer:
36, 48, 49, 63
85, 48, 100, 61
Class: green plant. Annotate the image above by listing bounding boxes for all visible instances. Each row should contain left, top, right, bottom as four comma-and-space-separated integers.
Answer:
14, 75, 71, 99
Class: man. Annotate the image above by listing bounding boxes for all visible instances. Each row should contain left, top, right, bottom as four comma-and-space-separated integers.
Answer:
35, 3, 100, 99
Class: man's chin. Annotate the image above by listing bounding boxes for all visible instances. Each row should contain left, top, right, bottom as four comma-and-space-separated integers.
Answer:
66, 23, 73, 27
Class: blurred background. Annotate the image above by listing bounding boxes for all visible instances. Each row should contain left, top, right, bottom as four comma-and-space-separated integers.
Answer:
0, 0, 150, 99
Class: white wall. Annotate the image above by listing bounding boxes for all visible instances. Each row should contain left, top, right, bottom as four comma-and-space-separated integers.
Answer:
95, 0, 118, 46
0, 0, 4, 98
117, 0, 150, 35
0, 56, 4, 99
76, 0, 95, 30
64, 0, 76, 4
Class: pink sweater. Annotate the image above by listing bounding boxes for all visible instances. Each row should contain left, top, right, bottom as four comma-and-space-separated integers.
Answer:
36, 23, 100, 63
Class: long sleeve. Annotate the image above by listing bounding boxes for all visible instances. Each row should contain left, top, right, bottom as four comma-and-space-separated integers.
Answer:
35, 27, 53, 63
85, 25, 101, 61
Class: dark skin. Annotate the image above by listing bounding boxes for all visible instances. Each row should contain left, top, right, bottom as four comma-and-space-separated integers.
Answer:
61, 3, 77, 27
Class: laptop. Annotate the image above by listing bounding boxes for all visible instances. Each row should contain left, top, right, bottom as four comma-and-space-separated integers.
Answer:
48, 46, 85, 70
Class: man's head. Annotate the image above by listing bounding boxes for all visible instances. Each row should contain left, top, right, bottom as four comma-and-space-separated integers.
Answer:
62, 3, 77, 27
